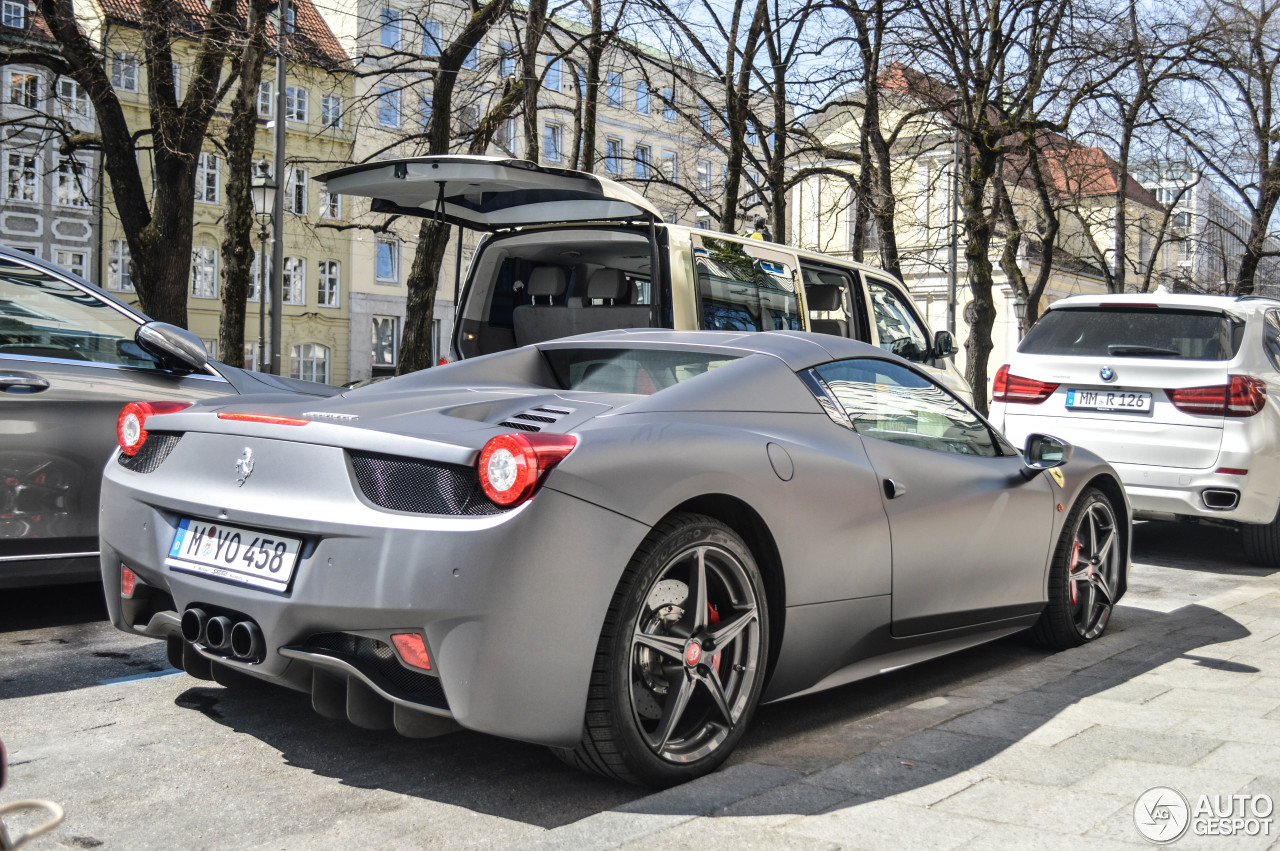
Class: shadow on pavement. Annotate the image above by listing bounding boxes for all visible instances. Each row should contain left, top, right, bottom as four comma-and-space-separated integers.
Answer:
1134, 519, 1278, 577
0, 582, 107, 631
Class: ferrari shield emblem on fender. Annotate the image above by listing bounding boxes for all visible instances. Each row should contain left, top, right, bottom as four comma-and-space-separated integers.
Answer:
1048, 468, 1065, 488
235, 447, 255, 486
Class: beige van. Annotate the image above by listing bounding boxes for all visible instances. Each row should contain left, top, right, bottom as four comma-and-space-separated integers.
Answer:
321, 155, 970, 398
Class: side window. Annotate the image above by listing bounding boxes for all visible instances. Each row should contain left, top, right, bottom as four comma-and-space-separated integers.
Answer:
695, 236, 801, 332
802, 265, 867, 340
1265, 311, 1280, 371
0, 257, 159, 368
866, 278, 930, 363
810, 358, 998, 457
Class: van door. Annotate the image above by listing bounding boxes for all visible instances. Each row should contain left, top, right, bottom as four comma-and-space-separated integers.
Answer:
693, 234, 803, 331
862, 274, 970, 398
799, 264, 870, 342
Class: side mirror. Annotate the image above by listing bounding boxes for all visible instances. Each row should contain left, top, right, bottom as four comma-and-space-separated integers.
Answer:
136, 322, 209, 373
1023, 433, 1073, 472
933, 329, 957, 358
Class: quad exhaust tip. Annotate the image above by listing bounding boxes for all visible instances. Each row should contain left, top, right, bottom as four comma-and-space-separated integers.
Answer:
204, 616, 234, 651
180, 608, 266, 663
180, 608, 209, 644
230, 621, 265, 661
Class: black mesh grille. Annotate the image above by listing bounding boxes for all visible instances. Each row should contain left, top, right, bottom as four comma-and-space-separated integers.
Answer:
348, 450, 500, 516
117, 433, 183, 474
304, 632, 449, 709
497, 405, 574, 433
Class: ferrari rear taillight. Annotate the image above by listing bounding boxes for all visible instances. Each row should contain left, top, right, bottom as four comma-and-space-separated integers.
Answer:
477, 432, 577, 507
1167, 375, 1267, 417
116, 401, 193, 456
993, 365, 1059, 404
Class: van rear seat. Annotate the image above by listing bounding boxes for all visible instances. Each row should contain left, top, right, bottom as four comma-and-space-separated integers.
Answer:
513, 268, 651, 346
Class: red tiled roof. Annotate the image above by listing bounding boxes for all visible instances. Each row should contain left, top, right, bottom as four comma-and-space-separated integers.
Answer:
94, 0, 348, 69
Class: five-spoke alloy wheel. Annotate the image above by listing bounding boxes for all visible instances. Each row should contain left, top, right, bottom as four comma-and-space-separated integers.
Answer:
1032, 487, 1122, 649
558, 513, 769, 787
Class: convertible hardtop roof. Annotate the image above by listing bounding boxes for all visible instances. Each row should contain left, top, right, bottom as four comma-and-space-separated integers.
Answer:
537, 329, 890, 371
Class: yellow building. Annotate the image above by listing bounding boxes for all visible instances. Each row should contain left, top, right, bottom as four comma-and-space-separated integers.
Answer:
82, 0, 356, 383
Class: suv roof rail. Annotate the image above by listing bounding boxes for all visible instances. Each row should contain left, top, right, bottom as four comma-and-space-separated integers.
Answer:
1236, 294, 1280, 302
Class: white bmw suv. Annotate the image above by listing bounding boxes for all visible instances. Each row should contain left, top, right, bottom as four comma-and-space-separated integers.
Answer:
990, 289, 1280, 565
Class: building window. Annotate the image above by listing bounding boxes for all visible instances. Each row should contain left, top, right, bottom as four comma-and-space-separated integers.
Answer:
634, 144, 650, 179
170, 61, 181, 98
57, 78, 91, 117
111, 54, 137, 92
55, 250, 87, 278
662, 86, 676, 122
498, 118, 516, 154
372, 315, 398, 368
8, 72, 38, 109
498, 41, 515, 78
376, 237, 399, 283
5, 152, 38, 202
320, 189, 341, 219
605, 137, 622, 175
380, 6, 401, 49
318, 260, 340, 307
108, 239, 134, 292
282, 255, 305, 304
696, 159, 711, 191
201, 338, 218, 359
56, 159, 89, 207
460, 104, 478, 133
243, 342, 260, 371
635, 79, 650, 115
378, 85, 400, 128
285, 167, 307, 214
606, 71, 622, 108
543, 121, 563, 162
2, 0, 26, 29
462, 44, 479, 70
291, 342, 330, 383
698, 103, 712, 132
661, 149, 677, 180
321, 93, 343, 128
418, 94, 433, 131
194, 152, 219, 204
285, 86, 308, 122
284, 2, 296, 32
544, 55, 562, 92
257, 80, 274, 117
422, 19, 442, 57
190, 246, 218, 299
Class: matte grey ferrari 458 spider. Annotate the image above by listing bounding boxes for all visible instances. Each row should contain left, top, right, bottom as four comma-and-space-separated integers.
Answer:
100, 330, 1129, 786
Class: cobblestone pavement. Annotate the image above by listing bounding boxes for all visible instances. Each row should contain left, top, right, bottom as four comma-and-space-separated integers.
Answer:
2, 521, 1278, 849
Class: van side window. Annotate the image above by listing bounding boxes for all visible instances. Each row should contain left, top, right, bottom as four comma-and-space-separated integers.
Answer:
696, 237, 801, 332
866, 278, 930, 363
801, 266, 866, 340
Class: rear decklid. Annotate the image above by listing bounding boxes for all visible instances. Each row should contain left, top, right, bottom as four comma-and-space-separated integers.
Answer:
1002, 302, 1247, 468
317, 155, 661, 231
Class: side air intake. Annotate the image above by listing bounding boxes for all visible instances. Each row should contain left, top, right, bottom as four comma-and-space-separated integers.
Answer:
497, 405, 575, 433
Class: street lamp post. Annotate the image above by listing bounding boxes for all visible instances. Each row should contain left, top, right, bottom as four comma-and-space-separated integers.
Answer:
250, 160, 276, 372
268, 0, 290, 375
1013, 291, 1028, 341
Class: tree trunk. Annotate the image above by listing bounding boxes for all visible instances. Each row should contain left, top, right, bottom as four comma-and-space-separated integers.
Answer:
580, 0, 604, 172
962, 145, 1000, 415
521, 0, 549, 162
219, 0, 270, 365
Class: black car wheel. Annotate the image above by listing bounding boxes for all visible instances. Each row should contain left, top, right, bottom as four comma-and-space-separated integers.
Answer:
557, 513, 768, 787
1031, 487, 1121, 649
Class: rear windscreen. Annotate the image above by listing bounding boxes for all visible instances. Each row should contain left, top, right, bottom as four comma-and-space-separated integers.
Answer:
542, 348, 740, 394
1020, 307, 1244, 361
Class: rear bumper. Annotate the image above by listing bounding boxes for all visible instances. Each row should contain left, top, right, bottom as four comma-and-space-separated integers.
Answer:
1101, 462, 1273, 524
99, 448, 651, 748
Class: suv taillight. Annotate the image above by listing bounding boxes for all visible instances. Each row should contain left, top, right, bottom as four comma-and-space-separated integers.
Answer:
993, 365, 1059, 404
477, 432, 577, 507
117, 401, 192, 455
1168, 375, 1267, 417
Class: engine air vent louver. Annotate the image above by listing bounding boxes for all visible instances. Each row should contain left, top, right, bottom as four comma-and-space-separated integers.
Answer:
497, 405, 575, 433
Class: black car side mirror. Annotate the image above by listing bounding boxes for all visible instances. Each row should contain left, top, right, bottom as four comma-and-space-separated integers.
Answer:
136, 321, 210, 373
1023, 433, 1073, 474
933, 330, 958, 358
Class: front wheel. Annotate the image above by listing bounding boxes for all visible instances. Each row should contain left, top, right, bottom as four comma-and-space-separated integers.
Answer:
1031, 488, 1122, 650
556, 513, 769, 787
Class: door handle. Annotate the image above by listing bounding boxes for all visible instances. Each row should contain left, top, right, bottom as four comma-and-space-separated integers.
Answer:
883, 478, 906, 499
0, 371, 50, 392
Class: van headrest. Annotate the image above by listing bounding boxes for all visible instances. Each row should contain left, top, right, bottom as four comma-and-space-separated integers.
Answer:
806, 283, 842, 312
528, 267, 567, 297
587, 269, 627, 301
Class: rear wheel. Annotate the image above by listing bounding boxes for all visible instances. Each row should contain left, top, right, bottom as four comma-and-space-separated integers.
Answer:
556, 513, 768, 787
1242, 510, 1280, 566
1031, 488, 1121, 650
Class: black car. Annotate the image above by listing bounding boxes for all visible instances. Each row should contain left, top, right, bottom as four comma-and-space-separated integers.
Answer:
0, 245, 339, 588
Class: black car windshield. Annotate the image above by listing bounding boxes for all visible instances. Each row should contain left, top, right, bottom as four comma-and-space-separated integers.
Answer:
1020, 307, 1243, 361
542, 348, 741, 394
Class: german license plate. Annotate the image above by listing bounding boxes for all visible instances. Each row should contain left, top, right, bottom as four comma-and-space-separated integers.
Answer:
166, 517, 301, 592
1065, 388, 1152, 413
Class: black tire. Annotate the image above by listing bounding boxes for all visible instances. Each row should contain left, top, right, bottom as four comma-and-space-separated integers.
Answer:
1242, 511, 1280, 566
1031, 488, 1122, 650
555, 513, 769, 787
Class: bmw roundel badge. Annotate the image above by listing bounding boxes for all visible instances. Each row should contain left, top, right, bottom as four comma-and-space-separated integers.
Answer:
1100, 366, 1116, 383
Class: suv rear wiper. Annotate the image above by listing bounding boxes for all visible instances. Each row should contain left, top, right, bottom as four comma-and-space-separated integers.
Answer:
1107, 344, 1182, 357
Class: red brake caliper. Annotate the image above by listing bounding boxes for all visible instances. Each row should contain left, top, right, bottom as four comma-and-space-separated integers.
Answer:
1068, 540, 1081, 606
708, 604, 722, 672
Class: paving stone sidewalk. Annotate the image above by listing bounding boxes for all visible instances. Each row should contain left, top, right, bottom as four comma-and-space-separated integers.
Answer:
511, 569, 1280, 850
